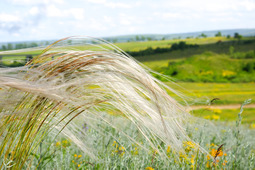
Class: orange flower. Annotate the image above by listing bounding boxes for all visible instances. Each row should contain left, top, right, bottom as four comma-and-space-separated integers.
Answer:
223, 160, 227, 166
211, 148, 223, 157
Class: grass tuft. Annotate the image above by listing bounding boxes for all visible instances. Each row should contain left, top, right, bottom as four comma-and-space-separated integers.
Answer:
0, 37, 195, 168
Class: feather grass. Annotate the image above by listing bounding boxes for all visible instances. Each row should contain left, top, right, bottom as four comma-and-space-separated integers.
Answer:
0, 37, 200, 168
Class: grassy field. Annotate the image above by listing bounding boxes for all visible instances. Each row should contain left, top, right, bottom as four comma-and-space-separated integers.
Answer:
162, 82, 255, 124
164, 82, 255, 105
1, 38, 255, 169
192, 108, 255, 124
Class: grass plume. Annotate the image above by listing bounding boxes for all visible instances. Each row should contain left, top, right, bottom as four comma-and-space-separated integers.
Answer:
0, 37, 196, 168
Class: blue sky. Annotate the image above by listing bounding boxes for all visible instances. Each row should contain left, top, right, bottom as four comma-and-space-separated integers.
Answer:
0, 0, 255, 42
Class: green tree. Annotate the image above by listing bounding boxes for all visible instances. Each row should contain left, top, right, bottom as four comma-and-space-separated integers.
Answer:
199, 33, 207, 38
147, 37, 152, 41
67, 40, 72, 45
7, 43, 13, 50
135, 35, 140, 41
229, 46, 234, 57
30, 42, 38, 47
215, 31, 222, 37
2, 45, 7, 50
112, 39, 118, 43
234, 32, 242, 40
141, 36, 145, 41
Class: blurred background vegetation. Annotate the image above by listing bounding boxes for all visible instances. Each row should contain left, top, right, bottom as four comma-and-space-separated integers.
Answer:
1, 30, 255, 124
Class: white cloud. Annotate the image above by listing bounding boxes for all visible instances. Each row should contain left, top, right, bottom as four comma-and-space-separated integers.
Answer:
87, 0, 131, 8
88, 19, 107, 31
106, 2, 131, 8
153, 12, 200, 20
120, 19, 131, 25
29, 6, 40, 15
10, 0, 64, 5
87, 0, 105, 3
46, 5, 63, 17
240, 0, 255, 11
69, 8, 84, 20
0, 13, 21, 22
210, 17, 237, 22
162, 0, 240, 12
103, 16, 116, 27
29, 4, 85, 20
118, 13, 135, 26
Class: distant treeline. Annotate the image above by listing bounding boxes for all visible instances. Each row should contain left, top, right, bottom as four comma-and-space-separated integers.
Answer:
1, 41, 51, 51
126, 41, 199, 57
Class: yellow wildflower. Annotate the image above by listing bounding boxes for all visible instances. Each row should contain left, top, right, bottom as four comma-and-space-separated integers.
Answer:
190, 158, 194, 164
212, 114, 220, 120
145, 167, 154, 170
131, 147, 139, 155
119, 146, 125, 151
250, 124, 255, 129
204, 115, 211, 120
166, 146, 171, 153
61, 140, 70, 148
213, 108, 222, 114
206, 161, 210, 168
74, 154, 77, 157
185, 146, 191, 152
78, 155, 82, 158
179, 152, 188, 160
78, 164, 81, 167
55, 141, 61, 147
222, 70, 236, 77
185, 141, 196, 148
